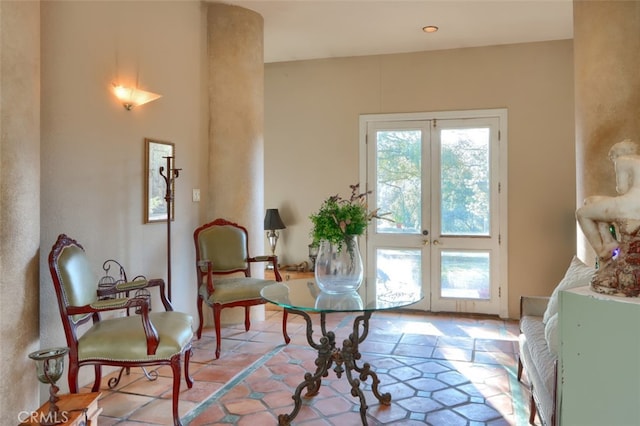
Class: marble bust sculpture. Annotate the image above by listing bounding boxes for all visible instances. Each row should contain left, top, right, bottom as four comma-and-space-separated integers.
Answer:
576, 139, 640, 296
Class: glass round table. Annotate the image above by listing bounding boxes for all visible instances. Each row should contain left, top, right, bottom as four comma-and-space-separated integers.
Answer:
261, 279, 423, 425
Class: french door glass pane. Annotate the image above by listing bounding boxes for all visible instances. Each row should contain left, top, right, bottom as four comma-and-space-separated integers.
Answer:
375, 130, 421, 234
441, 251, 490, 300
440, 128, 490, 236
376, 248, 422, 303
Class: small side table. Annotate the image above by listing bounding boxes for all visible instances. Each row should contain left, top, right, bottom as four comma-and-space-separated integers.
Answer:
20, 392, 101, 426
265, 269, 314, 281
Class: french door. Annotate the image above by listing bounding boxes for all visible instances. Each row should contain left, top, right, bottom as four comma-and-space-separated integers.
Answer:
359, 110, 508, 317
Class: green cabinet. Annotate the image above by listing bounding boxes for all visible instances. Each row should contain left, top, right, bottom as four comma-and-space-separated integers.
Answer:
559, 286, 640, 426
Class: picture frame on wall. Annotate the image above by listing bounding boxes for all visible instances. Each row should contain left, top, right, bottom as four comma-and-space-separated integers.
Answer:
145, 138, 175, 223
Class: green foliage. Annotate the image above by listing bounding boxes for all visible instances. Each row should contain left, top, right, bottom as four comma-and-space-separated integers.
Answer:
375, 130, 422, 231
440, 136, 489, 235
310, 184, 381, 247
375, 129, 490, 235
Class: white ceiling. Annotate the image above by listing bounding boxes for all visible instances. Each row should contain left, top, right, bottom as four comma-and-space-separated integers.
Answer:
224, 0, 574, 63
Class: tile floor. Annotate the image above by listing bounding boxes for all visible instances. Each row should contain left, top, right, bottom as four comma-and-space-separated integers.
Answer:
86, 308, 532, 425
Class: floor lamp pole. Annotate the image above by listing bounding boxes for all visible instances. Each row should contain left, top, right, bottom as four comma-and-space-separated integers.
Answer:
160, 156, 180, 301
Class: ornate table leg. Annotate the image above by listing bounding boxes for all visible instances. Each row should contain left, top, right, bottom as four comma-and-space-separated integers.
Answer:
279, 310, 392, 426
349, 312, 392, 412
278, 310, 335, 425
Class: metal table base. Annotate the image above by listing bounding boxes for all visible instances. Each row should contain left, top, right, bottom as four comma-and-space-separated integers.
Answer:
278, 309, 391, 425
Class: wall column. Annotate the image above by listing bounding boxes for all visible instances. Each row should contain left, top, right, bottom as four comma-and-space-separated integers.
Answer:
207, 3, 264, 241
0, 0, 41, 414
206, 4, 265, 322
574, 0, 640, 262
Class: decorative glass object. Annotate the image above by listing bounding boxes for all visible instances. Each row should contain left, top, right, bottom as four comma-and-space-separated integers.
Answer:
28, 347, 69, 426
308, 243, 319, 271
315, 290, 363, 310
315, 235, 363, 294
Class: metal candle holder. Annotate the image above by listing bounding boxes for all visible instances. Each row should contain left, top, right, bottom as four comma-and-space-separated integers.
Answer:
28, 347, 69, 425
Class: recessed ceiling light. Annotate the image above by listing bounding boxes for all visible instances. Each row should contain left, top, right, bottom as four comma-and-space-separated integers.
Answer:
422, 25, 439, 33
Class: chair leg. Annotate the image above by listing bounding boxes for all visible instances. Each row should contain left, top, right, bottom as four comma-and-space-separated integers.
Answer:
282, 309, 291, 344
517, 357, 523, 381
91, 365, 102, 392
214, 305, 222, 359
529, 392, 537, 425
170, 355, 183, 426
68, 363, 80, 393
244, 306, 251, 331
184, 348, 193, 389
196, 295, 205, 339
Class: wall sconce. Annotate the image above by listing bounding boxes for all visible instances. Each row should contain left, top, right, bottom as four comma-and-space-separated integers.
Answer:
112, 84, 162, 110
264, 208, 286, 257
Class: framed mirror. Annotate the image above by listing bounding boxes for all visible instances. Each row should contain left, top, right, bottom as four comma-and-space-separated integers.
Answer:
145, 138, 175, 223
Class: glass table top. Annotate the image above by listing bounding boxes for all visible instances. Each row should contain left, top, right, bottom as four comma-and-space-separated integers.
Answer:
261, 279, 423, 313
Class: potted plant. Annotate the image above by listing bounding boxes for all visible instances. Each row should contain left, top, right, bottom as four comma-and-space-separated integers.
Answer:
309, 184, 389, 293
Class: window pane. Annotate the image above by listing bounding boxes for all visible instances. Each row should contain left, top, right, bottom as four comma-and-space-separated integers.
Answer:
375, 130, 421, 234
376, 248, 422, 303
440, 128, 490, 236
441, 251, 490, 300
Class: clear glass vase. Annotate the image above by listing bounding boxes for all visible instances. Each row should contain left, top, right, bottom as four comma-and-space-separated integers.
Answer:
315, 291, 363, 310
315, 235, 363, 294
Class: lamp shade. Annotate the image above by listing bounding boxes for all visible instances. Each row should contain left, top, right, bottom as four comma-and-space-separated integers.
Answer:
113, 84, 162, 110
264, 209, 286, 230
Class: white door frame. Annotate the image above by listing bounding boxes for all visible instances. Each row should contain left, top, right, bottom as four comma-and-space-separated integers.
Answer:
359, 108, 509, 319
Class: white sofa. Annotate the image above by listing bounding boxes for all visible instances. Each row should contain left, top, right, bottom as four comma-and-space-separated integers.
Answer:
518, 295, 557, 425
517, 256, 594, 426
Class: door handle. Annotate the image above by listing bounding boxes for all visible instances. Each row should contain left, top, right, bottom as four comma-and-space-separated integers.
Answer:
432, 240, 441, 246
422, 239, 430, 246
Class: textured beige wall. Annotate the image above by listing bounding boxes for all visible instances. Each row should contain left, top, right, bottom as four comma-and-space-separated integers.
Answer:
39, 0, 208, 394
207, 3, 265, 270
574, 0, 640, 262
265, 40, 576, 318
0, 0, 41, 417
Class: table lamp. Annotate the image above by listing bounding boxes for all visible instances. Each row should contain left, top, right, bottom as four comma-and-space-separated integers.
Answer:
28, 347, 69, 425
264, 208, 286, 256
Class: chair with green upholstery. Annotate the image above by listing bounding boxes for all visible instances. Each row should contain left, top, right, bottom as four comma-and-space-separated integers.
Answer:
48, 234, 194, 426
194, 218, 289, 359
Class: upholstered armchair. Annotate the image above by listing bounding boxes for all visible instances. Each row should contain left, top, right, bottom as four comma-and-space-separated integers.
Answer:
48, 234, 194, 426
193, 218, 290, 359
